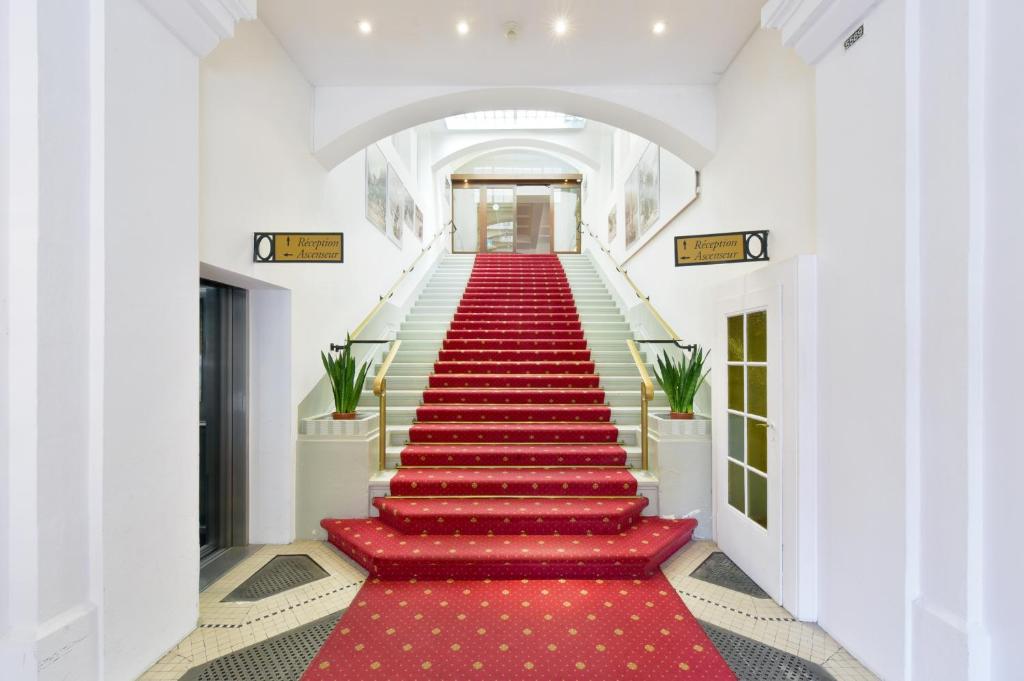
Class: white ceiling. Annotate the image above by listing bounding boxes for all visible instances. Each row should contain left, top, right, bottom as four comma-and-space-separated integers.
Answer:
258, 0, 766, 86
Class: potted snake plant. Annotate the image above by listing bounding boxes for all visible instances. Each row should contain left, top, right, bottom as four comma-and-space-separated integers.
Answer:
653, 346, 710, 420
321, 336, 371, 420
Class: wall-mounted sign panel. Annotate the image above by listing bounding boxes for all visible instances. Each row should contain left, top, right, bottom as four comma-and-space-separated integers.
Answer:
673, 230, 769, 267
253, 233, 343, 263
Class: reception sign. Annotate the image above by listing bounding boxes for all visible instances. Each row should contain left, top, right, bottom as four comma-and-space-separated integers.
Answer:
253, 233, 343, 263
674, 230, 769, 267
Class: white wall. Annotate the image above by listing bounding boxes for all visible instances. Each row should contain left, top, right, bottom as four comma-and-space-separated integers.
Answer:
983, 5, 1024, 679
2, 0, 103, 677
586, 131, 698, 267
814, 1, 908, 677
3, 0, 212, 678
577, 19, 819, 620
102, 0, 201, 678
199, 20, 439, 543
911, 1, 972, 678
586, 28, 816, 359
0, 0, 10, 639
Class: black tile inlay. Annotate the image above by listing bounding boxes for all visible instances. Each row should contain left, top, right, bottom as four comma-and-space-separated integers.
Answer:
222, 554, 329, 602
179, 611, 343, 681
690, 551, 770, 598
700, 620, 836, 681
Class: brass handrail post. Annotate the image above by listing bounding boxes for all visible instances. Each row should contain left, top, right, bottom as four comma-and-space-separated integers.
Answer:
640, 382, 649, 471
373, 340, 402, 471
626, 340, 654, 471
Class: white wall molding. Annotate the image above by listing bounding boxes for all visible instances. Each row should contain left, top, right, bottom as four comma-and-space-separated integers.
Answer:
139, 0, 256, 57
762, 0, 882, 65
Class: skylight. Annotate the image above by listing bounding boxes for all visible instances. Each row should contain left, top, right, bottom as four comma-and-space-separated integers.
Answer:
445, 110, 586, 131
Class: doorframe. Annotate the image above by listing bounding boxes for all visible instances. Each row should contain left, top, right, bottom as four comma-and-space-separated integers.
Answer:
710, 256, 819, 620
449, 174, 583, 254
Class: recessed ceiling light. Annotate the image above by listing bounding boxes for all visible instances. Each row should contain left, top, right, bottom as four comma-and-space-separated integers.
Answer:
652, 21, 666, 35
357, 20, 372, 35
553, 18, 569, 36
456, 20, 470, 35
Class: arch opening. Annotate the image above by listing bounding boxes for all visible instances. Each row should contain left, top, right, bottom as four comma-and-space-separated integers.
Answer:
314, 87, 714, 172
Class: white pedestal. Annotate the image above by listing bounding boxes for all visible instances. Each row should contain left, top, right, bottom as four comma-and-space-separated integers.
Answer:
649, 414, 713, 539
294, 412, 378, 540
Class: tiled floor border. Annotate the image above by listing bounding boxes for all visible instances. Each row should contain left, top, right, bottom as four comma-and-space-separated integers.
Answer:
140, 539, 878, 681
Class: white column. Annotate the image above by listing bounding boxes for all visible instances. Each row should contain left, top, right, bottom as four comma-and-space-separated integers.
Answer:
1, 0, 101, 677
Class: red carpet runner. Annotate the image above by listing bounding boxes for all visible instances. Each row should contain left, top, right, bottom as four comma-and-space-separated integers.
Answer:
303, 573, 734, 680
308, 254, 731, 678
320, 254, 697, 579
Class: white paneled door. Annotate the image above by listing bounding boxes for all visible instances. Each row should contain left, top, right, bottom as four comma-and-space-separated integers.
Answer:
714, 286, 783, 602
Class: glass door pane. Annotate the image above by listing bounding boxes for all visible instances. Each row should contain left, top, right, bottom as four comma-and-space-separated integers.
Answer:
515, 185, 553, 253
483, 186, 516, 252
452, 187, 480, 252
726, 310, 769, 529
552, 185, 580, 252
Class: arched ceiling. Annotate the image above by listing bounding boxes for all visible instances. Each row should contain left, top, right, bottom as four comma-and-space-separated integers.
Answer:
432, 139, 598, 175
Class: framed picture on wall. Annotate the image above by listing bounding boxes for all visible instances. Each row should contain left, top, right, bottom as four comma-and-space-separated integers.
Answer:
365, 144, 388, 233
637, 143, 660, 235
402, 186, 415, 235
415, 206, 424, 241
608, 205, 617, 243
385, 164, 404, 248
624, 166, 640, 247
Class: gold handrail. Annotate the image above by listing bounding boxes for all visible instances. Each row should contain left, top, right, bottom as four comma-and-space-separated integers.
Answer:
373, 340, 402, 471
582, 226, 681, 341
351, 226, 450, 339
626, 339, 652, 471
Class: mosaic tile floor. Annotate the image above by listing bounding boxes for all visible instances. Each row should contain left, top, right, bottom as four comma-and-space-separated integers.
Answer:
661, 542, 879, 681
139, 540, 879, 681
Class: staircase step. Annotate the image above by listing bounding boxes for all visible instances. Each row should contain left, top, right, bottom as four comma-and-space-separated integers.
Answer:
447, 320, 582, 330
317, 252, 692, 582
428, 373, 600, 389
399, 444, 627, 466
422, 387, 605, 404
453, 312, 580, 322
441, 338, 589, 350
321, 517, 696, 579
445, 328, 583, 340
459, 293, 575, 301
408, 422, 618, 444
457, 304, 578, 313
372, 496, 649, 535
415, 404, 611, 423
437, 349, 591, 362
433, 360, 596, 375
390, 467, 637, 496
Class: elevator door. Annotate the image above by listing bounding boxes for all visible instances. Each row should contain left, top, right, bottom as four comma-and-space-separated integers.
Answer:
199, 280, 248, 560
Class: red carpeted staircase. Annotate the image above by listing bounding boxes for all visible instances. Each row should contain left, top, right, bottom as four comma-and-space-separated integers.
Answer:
321, 253, 696, 580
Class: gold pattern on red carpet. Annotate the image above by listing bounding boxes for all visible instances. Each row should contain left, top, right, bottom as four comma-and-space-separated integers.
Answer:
321, 253, 697, 578
302, 573, 735, 680
313, 253, 728, 675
